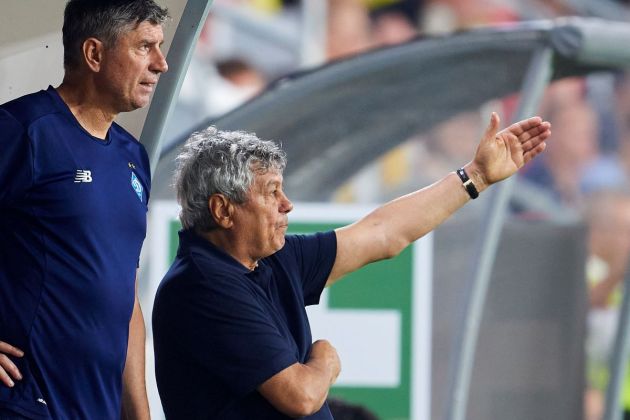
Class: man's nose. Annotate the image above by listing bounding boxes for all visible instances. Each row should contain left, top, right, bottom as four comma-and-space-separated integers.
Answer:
280, 192, 293, 214
151, 47, 168, 74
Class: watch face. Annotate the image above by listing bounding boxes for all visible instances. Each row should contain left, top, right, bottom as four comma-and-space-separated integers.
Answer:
457, 168, 478, 199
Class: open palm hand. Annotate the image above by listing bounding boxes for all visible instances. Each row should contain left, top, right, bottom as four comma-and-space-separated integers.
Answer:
471, 112, 551, 187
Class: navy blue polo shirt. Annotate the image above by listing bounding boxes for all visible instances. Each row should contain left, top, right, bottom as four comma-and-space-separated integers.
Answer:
0, 87, 150, 419
153, 229, 337, 419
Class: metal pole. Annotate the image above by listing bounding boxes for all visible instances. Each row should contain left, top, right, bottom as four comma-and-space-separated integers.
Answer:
444, 46, 554, 420
300, 0, 328, 67
602, 271, 630, 420
140, 0, 214, 175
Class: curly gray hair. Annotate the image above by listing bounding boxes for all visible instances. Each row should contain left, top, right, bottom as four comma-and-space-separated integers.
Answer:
174, 127, 287, 232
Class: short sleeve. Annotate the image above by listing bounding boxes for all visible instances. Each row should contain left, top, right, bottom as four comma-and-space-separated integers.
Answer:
0, 109, 33, 206
283, 231, 337, 305
138, 143, 151, 204
158, 267, 298, 397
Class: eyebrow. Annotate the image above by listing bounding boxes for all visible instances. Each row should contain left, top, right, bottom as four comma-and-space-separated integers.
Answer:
140, 38, 161, 45
265, 179, 282, 188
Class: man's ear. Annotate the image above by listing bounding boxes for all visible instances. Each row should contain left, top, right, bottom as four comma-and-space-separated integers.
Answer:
82, 38, 105, 72
208, 194, 234, 229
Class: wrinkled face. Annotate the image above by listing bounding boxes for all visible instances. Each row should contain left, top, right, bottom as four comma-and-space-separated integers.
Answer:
98, 21, 168, 112
233, 168, 293, 261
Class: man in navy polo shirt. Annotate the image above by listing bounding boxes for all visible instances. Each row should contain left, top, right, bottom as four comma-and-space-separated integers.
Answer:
153, 114, 551, 419
0, 1, 168, 419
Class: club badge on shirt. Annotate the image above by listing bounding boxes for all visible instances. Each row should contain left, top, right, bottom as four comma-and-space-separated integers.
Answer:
131, 171, 143, 203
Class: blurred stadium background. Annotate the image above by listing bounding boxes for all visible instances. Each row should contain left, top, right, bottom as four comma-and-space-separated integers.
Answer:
4, 1, 630, 419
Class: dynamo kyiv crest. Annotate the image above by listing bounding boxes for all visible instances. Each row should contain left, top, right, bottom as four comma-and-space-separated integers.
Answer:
131, 172, 143, 203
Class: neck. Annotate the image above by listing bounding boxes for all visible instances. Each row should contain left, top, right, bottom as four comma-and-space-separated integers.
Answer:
200, 229, 259, 271
56, 78, 117, 140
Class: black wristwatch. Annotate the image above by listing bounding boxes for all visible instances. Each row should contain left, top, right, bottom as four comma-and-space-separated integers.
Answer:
456, 167, 479, 199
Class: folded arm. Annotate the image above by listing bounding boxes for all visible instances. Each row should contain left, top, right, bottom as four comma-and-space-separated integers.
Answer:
258, 339, 341, 418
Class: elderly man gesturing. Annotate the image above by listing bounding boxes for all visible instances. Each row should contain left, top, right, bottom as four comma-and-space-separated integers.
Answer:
152, 113, 550, 419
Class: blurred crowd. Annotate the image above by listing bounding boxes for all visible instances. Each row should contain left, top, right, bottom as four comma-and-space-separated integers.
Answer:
167, 1, 630, 419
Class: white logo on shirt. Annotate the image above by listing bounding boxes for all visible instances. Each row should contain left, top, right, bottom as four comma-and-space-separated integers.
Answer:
74, 169, 93, 183
37, 398, 47, 405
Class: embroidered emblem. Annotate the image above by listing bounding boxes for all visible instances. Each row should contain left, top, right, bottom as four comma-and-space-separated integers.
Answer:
74, 169, 92, 183
37, 398, 47, 405
128, 162, 136, 169
131, 172, 143, 203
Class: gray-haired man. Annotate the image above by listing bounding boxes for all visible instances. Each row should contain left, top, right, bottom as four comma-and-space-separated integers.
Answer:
153, 114, 551, 419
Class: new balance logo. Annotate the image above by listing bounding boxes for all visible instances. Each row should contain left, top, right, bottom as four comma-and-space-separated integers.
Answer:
74, 169, 92, 183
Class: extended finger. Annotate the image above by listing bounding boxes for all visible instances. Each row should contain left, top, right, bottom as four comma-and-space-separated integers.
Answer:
521, 126, 552, 151
0, 342, 24, 358
514, 120, 551, 142
506, 116, 544, 136
0, 369, 15, 387
523, 141, 547, 164
483, 112, 500, 141
0, 355, 22, 387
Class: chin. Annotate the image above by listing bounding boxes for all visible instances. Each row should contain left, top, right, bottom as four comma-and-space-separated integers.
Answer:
130, 98, 150, 110
275, 237, 286, 251
129, 90, 152, 109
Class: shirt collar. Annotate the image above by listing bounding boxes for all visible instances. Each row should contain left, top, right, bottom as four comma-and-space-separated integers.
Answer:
177, 229, 252, 275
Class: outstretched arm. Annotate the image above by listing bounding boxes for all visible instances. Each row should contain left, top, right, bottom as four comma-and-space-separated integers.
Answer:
327, 113, 551, 285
